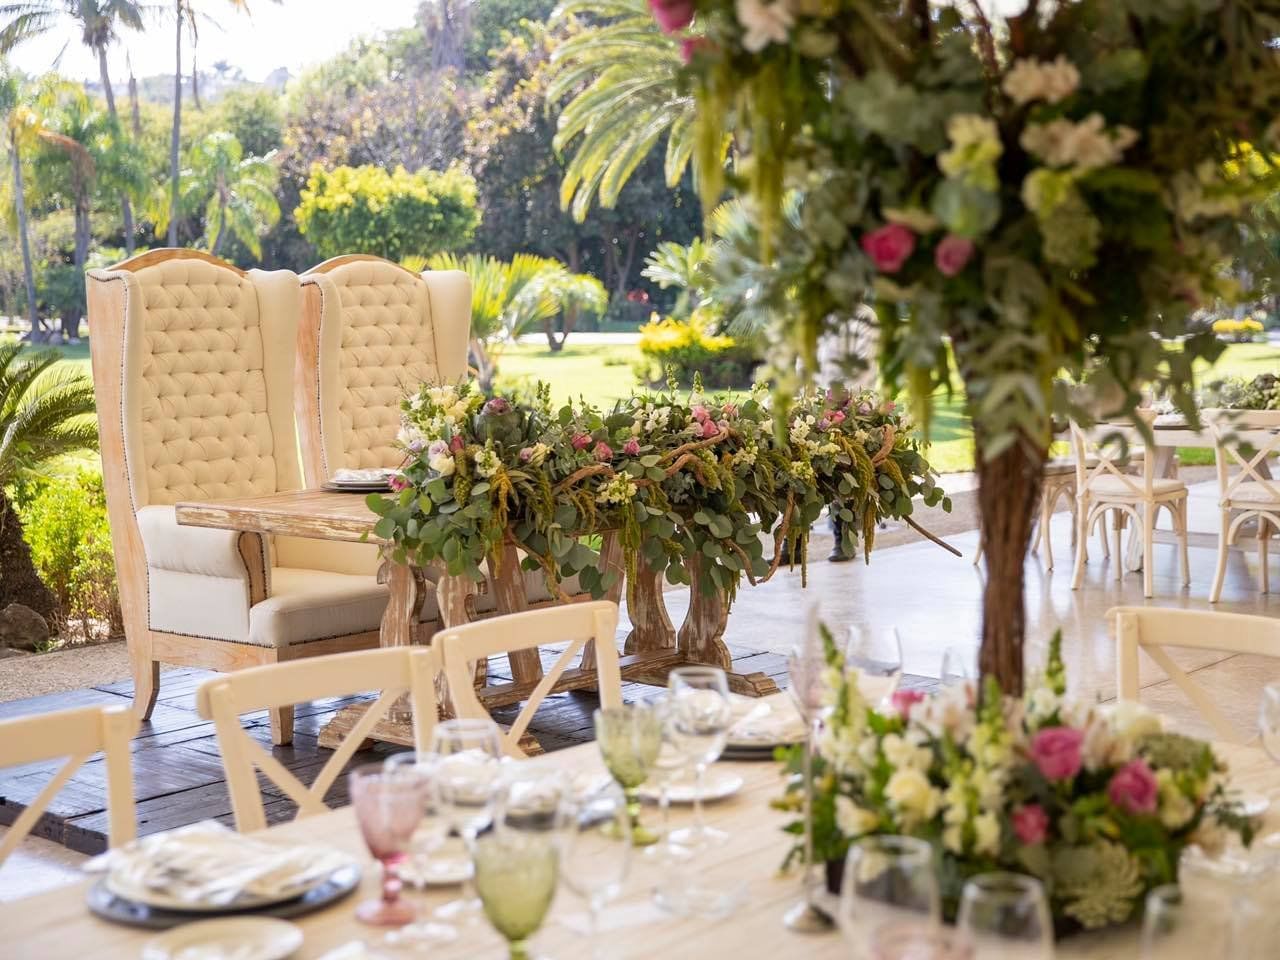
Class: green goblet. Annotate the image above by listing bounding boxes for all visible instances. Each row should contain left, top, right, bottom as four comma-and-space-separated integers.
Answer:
594, 704, 663, 846
473, 832, 559, 960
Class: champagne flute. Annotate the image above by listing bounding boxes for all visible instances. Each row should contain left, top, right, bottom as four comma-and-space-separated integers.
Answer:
956, 872, 1052, 960
560, 785, 633, 960
431, 718, 503, 924
838, 835, 940, 957
349, 762, 428, 926
594, 703, 663, 846
666, 665, 733, 852
846, 625, 903, 706
1259, 682, 1280, 763
473, 831, 559, 960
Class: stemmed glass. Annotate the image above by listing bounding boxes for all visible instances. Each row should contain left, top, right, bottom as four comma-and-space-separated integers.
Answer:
666, 665, 733, 851
560, 784, 633, 960
473, 831, 559, 960
431, 718, 503, 924
956, 872, 1053, 960
940, 645, 975, 688
838, 835, 940, 957
846, 625, 903, 706
594, 703, 663, 846
645, 695, 692, 864
349, 761, 428, 926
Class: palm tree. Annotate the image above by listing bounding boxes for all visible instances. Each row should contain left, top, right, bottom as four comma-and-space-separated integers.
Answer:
0, 64, 44, 341
153, 131, 278, 258
0, 1, 151, 253
548, 0, 697, 221
0, 343, 98, 623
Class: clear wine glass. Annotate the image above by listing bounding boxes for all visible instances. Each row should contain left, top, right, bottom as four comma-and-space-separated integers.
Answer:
666, 665, 733, 852
838, 835, 940, 957
431, 718, 503, 924
1259, 682, 1280, 763
644, 695, 691, 864
473, 831, 559, 960
497, 766, 572, 837
846, 625, 903, 706
872, 922, 974, 960
956, 872, 1053, 960
940, 645, 975, 688
349, 761, 428, 926
560, 784, 633, 960
594, 703, 663, 846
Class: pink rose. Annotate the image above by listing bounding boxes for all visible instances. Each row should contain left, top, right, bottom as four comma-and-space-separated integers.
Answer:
890, 688, 924, 719
572, 433, 592, 451
881, 401, 896, 413
449, 435, 465, 454
1108, 759, 1159, 815
1012, 804, 1049, 846
1029, 726, 1084, 782
593, 441, 614, 462
830, 410, 846, 424
680, 36, 712, 63
623, 438, 641, 456
649, 0, 694, 33
701, 419, 719, 439
388, 473, 409, 493
860, 223, 916, 274
934, 234, 975, 277
692, 404, 710, 423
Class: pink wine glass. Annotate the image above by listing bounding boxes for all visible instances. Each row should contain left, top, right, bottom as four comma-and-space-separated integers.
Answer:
350, 762, 427, 926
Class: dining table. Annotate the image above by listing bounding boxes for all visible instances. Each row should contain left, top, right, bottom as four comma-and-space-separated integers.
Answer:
4, 710, 1276, 960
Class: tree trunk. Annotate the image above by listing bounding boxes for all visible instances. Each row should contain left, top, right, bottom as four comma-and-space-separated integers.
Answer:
974, 433, 1046, 697
98, 46, 136, 255
168, 0, 183, 247
0, 492, 58, 624
9, 133, 42, 340
191, 51, 201, 110
128, 69, 142, 138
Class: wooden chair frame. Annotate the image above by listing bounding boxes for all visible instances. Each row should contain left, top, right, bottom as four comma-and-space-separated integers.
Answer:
1111, 605, 1280, 742
1210, 416, 1280, 603
86, 249, 381, 745
195, 646, 441, 832
439, 601, 623, 757
0, 705, 136, 862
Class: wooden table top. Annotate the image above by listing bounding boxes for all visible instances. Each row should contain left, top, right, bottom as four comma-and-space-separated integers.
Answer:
175, 489, 382, 543
4, 730, 1276, 959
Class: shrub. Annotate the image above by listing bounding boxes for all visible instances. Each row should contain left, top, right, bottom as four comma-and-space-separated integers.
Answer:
1212, 317, 1265, 342
17, 471, 122, 640
295, 163, 479, 262
634, 312, 759, 389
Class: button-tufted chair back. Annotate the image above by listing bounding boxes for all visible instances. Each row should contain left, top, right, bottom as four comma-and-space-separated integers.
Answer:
296, 255, 471, 485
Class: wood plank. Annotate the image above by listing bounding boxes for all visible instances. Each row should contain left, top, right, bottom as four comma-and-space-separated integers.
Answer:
174, 490, 381, 543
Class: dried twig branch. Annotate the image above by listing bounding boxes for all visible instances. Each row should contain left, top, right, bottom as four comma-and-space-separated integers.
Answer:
904, 516, 963, 557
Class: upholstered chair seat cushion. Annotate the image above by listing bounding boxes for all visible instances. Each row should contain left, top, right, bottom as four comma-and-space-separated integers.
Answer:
1224, 481, 1280, 506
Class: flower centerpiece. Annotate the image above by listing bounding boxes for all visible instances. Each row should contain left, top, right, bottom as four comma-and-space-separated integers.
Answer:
777, 630, 1254, 932
659, 0, 1280, 692
367, 378, 948, 601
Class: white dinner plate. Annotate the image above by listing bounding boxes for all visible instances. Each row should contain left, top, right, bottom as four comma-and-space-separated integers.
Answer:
105, 855, 354, 913
142, 917, 303, 960
638, 772, 744, 804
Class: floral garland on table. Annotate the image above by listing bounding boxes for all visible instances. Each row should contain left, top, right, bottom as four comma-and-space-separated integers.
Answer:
366, 379, 949, 600
777, 629, 1254, 931
1202, 373, 1280, 412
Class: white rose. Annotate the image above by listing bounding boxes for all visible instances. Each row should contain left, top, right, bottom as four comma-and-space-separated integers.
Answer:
427, 452, 456, 477
1027, 688, 1059, 720
835, 796, 879, 838
883, 733, 933, 772
973, 811, 1001, 856
1157, 770, 1195, 831
1109, 701, 1163, 741
885, 769, 940, 825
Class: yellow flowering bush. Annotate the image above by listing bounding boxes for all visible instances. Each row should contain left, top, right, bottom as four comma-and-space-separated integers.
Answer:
1212, 318, 1265, 342
634, 312, 758, 388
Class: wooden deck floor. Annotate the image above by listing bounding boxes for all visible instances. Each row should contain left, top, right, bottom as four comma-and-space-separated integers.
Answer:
0, 644, 793, 855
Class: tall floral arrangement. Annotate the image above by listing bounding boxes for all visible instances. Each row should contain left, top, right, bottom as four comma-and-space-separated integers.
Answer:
655, 0, 1280, 691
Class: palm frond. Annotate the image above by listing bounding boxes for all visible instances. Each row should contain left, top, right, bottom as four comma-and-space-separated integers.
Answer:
0, 352, 97, 485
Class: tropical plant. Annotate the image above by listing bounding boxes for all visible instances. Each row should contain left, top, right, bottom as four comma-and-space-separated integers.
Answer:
0, 343, 98, 624
0, 63, 42, 340
640, 237, 709, 319
548, 0, 697, 220
151, 131, 279, 258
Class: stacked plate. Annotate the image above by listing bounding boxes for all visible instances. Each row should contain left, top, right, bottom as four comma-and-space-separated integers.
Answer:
321, 467, 398, 493
85, 822, 360, 931
720, 695, 807, 761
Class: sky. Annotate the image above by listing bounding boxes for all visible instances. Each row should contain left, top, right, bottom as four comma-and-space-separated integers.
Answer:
7, 0, 423, 84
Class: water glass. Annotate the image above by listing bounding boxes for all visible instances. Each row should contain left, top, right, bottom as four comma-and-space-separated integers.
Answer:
956, 872, 1052, 960
473, 831, 559, 960
431, 718, 503, 923
594, 703, 663, 846
560, 784, 633, 959
1259, 682, 1280, 763
847, 625, 903, 706
644, 695, 691, 863
838, 835, 940, 957
666, 666, 733, 851
349, 762, 428, 926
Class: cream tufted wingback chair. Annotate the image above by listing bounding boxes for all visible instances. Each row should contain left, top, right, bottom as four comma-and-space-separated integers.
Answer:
86, 249, 387, 744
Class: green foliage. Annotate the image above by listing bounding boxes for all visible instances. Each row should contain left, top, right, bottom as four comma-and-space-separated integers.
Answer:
296, 163, 478, 262
463, 0, 557, 74
634, 313, 757, 388
0, 343, 97, 487
213, 88, 283, 158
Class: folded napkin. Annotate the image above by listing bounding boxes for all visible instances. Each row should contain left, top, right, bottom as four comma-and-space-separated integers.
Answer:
87, 821, 352, 907
330, 468, 394, 484
728, 698, 806, 745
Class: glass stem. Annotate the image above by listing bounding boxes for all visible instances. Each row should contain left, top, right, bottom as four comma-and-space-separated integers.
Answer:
659, 782, 672, 839
509, 939, 532, 960
381, 858, 401, 905
801, 717, 817, 906
692, 762, 707, 834
588, 899, 602, 960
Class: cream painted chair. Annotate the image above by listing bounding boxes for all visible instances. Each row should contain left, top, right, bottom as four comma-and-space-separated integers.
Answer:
86, 250, 388, 745
0, 705, 136, 863
1111, 606, 1280, 743
1209, 412, 1280, 603
195, 646, 440, 832
439, 601, 623, 757
1070, 420, 1189, 598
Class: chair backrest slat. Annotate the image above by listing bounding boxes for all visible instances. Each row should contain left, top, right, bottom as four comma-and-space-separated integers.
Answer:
1210, 421, 1280, 504
1071, 421, 1151, 497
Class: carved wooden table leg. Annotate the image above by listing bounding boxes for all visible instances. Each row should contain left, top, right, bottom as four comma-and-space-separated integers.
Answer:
579, 532, 627, 675
623, 562, 676, 656
676, 555, 780, 698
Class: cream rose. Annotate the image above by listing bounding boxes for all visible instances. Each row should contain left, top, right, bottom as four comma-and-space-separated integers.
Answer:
885, 768, 940, 825
835, 796, 880, 838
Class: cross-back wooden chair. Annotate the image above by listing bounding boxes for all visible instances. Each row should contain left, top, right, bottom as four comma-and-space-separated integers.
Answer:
1071, 420, 1189, 598
195, 646, 441, 832
1209, 412, 1280, 603
1111, 606, 1280, 743
0, 705, 136, 863
439, 601, 623, 757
